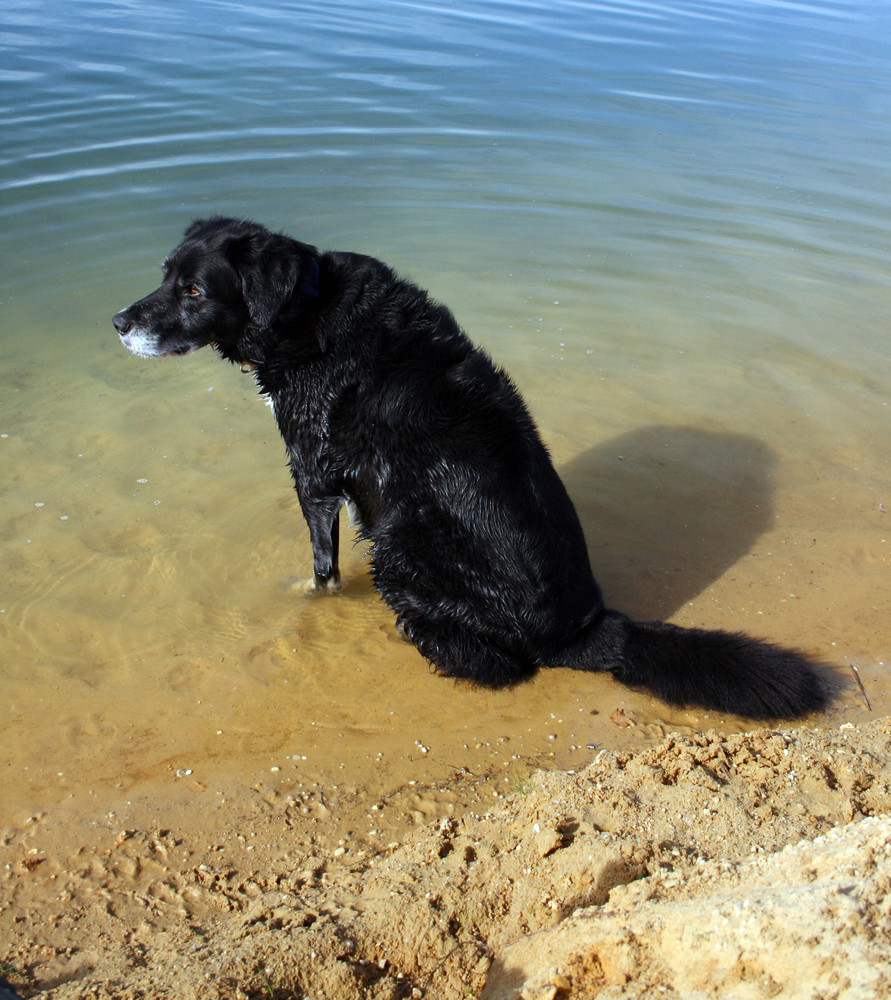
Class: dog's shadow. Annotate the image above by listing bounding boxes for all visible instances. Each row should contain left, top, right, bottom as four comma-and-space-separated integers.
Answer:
561, 425, 777, 622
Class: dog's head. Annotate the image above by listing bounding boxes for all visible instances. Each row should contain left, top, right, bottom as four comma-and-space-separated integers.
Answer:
112, 217, 318, 364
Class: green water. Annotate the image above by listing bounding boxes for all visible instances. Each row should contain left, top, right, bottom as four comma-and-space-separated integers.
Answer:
1, 0, 889, 812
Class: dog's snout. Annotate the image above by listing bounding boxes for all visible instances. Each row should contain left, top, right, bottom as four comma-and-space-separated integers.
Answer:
113, 310, 133, 336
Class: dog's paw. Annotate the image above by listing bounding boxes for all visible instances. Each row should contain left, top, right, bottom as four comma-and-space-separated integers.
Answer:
394, 620, 414, 644
288, 576, 343, 595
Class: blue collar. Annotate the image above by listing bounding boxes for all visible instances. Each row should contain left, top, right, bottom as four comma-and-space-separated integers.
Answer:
301, 257, 320, 298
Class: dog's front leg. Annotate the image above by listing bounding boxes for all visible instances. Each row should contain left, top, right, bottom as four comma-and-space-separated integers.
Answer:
300, 494, 342, 592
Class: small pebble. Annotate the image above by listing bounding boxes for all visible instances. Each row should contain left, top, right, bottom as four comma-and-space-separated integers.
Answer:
536, 827, 564, 858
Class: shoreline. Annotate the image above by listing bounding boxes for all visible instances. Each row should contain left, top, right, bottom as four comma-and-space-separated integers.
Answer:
2, 715, 889, 999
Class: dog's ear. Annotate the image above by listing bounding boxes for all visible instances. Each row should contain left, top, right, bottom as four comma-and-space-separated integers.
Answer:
184, 218, 210, 240
183, 216, 231, 241
225, 232, 303, 331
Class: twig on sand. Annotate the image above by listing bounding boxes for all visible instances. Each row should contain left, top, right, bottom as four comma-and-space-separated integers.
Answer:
850, 663, 872, 712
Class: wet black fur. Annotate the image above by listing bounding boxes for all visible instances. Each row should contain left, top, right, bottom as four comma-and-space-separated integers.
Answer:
113, 217, 828, 718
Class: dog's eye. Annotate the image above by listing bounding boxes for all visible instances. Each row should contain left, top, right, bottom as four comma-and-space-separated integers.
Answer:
185, 284, 202, 297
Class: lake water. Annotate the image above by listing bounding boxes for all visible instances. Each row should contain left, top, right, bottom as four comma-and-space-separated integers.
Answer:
2, 0, 889, 822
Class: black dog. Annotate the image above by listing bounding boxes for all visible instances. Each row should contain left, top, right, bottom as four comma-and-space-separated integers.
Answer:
113, 217, 827, 718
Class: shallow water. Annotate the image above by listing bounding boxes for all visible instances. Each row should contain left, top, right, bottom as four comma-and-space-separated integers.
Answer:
1, 0, 889, 822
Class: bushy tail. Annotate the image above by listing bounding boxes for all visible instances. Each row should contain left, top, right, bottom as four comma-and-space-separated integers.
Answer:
576, 610, 827, 719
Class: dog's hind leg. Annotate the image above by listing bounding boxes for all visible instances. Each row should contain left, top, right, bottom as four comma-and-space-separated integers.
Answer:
401, 618, 538, 688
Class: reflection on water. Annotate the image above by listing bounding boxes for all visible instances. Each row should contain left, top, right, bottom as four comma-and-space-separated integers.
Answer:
1, 0, 889, 817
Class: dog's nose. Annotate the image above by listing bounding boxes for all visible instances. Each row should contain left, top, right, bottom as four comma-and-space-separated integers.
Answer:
113, 311, 133, 335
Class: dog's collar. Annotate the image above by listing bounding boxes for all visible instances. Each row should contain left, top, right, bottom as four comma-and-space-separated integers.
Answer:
301, 258, 320, 299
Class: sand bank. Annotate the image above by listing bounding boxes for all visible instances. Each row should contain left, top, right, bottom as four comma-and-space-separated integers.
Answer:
2, 716, 889, 998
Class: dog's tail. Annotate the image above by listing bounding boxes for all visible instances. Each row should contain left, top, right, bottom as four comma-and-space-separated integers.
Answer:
568, 610, 827, 718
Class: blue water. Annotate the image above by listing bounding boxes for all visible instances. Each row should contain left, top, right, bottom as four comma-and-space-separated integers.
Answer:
5, 0, 891, 363
1, 0, 889, 810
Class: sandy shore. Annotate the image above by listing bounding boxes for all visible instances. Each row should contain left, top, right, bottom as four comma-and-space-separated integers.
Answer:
2, 714, 890, 999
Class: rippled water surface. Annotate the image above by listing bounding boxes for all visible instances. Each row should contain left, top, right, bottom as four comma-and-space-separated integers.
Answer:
2, 0, 890, 816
